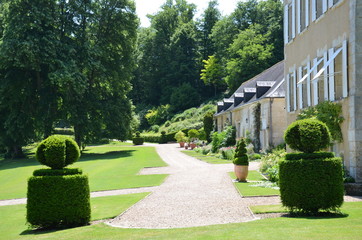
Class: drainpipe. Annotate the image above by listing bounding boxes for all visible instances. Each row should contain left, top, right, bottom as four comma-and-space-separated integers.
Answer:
269, 98, 274, 148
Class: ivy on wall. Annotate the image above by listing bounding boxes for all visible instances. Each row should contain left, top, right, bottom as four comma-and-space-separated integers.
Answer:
297, 101, 344, 142
253, 103, 261, 152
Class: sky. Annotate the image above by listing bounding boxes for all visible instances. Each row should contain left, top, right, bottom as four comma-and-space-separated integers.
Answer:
135, 0, 242, 27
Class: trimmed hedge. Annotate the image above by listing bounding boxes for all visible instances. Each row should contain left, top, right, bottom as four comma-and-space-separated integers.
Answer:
285, 152, 335, 160
284, 119, 331, 153
36, 135, 80, 169
27, 173, 91, 228
33, 168, 82, 176
279, 157, 344, 213
132, 137, 144, 145
53, 128, 74, 136
233, 138, 249, 166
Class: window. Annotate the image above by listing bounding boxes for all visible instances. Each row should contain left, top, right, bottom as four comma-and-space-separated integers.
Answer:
299, 0, 307, 32
284, 1, 296, 44
334, 48, 343, 100
288, 71, 297, 112
302, 66, 308, 108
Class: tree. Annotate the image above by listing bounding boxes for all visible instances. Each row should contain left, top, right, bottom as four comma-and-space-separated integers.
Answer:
199, 0, 221, 60
203, 111, 214, 142
200, 55, 225, 95
226, 25, 273, 92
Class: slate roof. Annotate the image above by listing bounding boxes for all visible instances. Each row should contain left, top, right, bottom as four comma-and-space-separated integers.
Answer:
215, 61, 285, 116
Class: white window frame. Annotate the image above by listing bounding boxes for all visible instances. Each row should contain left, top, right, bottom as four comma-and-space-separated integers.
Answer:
292, 0, 296, 39
328, 48, 335, 101
284, 4, 289, 44
311, 0, 316, 21
312, 58, 319, 105
305, 0, 309, 27
342, 40, 348, 98
328, 0, 334, 8
298, 66, 303, 109
297, 0, 301, 34
286, 73, 290, 112
293, 70, 297, 110
323, 51, 329, 101
323, 0, 328, 13
306, 62, 311, 106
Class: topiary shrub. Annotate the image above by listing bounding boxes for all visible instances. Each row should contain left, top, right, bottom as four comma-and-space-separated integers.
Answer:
280, 119, 344, 214
132, 132, 144, 145
27, 171, 90, 228
284, 119, 331, 153
36, 135, 80, 169
188, 129, 199, 142
279, 157, 344, 213
174, 131, 187, 143
233, 138, 249, 166
159, 131, 168, 144
27, 135, 90, 228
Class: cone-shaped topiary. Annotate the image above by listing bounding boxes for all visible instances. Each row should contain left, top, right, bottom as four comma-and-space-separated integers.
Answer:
36, 135, 80, 169
233, 138, 249, 166
284, 119, 331, 153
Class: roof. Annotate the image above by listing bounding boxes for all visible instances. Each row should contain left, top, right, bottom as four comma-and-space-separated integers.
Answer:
215, 61, 285, 116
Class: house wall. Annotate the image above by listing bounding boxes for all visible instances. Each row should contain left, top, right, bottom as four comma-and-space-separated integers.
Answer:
284, 0, 362, 182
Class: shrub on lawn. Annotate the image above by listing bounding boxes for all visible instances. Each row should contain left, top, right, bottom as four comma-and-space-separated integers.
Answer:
259, 148, 286, 183
27, 172, 91, 228
36, 135, 80, 169
284, 119, 331, 153
27, 135, 90, 228
132, 132, 144, 145
279, 119, 343, 213
220, 147, 236, 160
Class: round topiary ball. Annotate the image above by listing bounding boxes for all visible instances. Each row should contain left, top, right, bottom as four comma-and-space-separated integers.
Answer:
36, 135, 80, 169
284, 119, 331, 153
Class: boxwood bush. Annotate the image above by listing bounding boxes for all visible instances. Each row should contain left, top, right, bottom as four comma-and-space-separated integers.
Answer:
233, 138, 249, 166
132, 132, 144, 145
27, 172, 91, 228
279, 157, 344, 213
284, 119, 331, 153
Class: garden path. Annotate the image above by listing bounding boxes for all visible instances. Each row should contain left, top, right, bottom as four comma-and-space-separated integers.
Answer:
107, 143, 261, 229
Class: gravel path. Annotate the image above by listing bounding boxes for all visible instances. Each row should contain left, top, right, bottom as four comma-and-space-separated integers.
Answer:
107, 143, 260, 229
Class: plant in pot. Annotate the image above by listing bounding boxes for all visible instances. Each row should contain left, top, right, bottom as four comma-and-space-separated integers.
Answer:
188, 129, 199, 150
174, 131, 187, 148
280, 119, 344, 214
27, 135, 90, 228
233, 138, 249, 182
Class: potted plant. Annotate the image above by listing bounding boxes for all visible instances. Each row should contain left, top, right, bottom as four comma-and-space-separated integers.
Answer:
233, 138, 249, 182
188, 129, 199, 150
174, 131, 187, 148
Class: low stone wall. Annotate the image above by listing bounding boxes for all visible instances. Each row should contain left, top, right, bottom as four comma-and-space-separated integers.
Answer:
345, 183, 362, 196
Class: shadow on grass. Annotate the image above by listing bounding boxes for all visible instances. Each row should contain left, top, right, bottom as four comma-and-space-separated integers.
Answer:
285, 211, 349, 219
79, 150, 136, 162
20, 224, 84, 236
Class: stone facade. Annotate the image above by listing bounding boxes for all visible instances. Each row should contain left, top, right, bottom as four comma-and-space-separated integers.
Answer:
283, 0, 362, 182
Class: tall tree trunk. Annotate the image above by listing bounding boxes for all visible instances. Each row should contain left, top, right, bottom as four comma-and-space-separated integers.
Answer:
74, 125, 83, 150
5, 145, 25, 159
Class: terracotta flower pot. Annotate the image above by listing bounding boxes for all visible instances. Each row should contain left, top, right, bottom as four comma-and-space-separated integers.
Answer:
185, 144, 189, 149
234, 165, 248, 182
190, 143, 196, 150
179, 142, 185, 148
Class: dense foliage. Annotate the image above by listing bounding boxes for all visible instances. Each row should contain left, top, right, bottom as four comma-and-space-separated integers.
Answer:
260, 148, 286, 183
27, 173, 91, 228
132, 132, 144, 145
0, 0, 138, 156
203, 111, 214, 142
279, 157, 344, 213
36, 135, 80, 170
233, 138, 249, 166
297, 101, 344, 142
284, 119, 331, 153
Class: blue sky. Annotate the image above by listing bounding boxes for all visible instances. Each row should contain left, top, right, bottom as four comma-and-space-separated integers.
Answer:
135, 0, 242, 27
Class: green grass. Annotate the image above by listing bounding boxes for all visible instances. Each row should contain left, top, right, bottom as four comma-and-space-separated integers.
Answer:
0, 144, 167, 200
230, 171, 280, 197
1, 201, 361, 240
181, 150, 232, 164
250, 205, 288, 214
0, 192, 148, 239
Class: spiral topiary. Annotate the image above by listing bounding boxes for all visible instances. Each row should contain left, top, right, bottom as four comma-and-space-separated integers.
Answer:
233, 138, 249, 166
284, 119, 331, 153
36, 135, 80, 169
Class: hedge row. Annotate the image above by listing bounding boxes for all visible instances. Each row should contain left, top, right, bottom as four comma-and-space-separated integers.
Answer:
53, 128, 74, 136
279, 157, 344, 212
132, 137, 144, 145
285, 152, 335, 161
143, 129, 190, 143
33, 168, 82, 176
27, 173, 91, 228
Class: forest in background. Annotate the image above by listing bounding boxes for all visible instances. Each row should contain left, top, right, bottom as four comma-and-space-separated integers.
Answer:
0, 0, 283, 157
131, 0, 283, 131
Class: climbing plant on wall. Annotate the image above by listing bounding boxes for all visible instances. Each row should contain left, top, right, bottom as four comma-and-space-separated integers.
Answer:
253, 103, 261, 152
297, 101, 344, 142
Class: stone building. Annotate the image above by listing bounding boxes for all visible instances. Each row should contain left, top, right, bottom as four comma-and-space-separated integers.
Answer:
283, 0, 362, 182
215, 61, 286, 151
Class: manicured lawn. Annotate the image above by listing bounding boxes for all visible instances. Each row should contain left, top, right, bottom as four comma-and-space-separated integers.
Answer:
230, 171, 280, 197
181, 150, 232, 164
0, 192, 149, 240
0, 143, 167, 200
1, 201, 361, 240
250, 205, 287, 214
